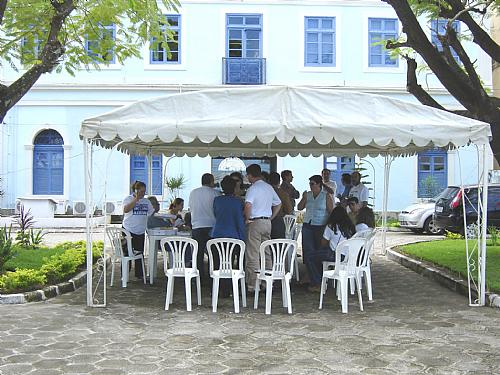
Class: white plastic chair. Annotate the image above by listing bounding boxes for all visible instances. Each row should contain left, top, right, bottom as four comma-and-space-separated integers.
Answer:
254, 239, 297, 314
160, 237, 201, 311
319, 238, 367, 313
357, 233, 376, 301
283, 215, 296, 239
106, 227, 146, 288
352, 228, 374, 239
322, 228, 376, 293
290, 222, 302, 282
206, 238, 246, 313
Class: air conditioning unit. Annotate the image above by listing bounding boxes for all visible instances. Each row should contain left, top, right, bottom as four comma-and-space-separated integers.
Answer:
73, 201, 87, 215
103, 201, 123, 215
55, 200, 69, 214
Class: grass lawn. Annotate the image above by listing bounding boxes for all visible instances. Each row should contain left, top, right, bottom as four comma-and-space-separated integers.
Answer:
399, 239, 500, 293
4, 245, 67, 271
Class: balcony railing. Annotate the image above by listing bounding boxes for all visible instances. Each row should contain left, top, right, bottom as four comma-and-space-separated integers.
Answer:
222, 57, 266, 85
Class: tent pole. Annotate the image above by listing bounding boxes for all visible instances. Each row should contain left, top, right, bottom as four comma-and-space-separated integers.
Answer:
147, 148, 153, 195
381, 155, 391, 255
83, 137, 93, 307
479, 144, 488, 306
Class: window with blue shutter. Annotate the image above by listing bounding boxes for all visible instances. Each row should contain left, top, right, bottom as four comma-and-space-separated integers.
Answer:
431, 19, 460, 63
324, 156, 355, 189
130, 155, 163, 195
368, 18, 398, 67
224, 14, 264, 84
304, 17, 335, 66
417, 149, 448, 198
150, 15, 181, 64
85, 23, 116, 63
33, 130, 64, 195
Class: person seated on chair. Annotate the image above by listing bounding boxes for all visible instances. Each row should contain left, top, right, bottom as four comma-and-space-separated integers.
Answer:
147, 196, 172, 228
355, 206, 375, 233
168, 198, 185, 227
346, 196, 361, 225
305, 206, 355, 292
122, 180, 154, 279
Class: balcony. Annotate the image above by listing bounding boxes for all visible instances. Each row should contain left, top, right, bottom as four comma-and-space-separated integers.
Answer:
222, 57, 266, 85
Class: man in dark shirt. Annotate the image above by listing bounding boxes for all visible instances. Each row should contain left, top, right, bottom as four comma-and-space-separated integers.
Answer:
280, 170, 300, 211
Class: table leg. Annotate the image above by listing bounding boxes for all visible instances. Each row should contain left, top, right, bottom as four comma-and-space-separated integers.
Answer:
149, 239, 155, 285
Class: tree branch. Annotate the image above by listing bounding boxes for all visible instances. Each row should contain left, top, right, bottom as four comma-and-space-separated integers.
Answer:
444, 26, 486, 96
0, 0, 76, 118
382, 0, 481, 111
386, 40, 411, 49
446, 0, 500, 62
0, 0, 7, 25
403, 56, 446, 110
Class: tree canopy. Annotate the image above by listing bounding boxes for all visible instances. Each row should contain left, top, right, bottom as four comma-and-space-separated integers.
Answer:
382, 0, 500, 159
0, 0, 179, 122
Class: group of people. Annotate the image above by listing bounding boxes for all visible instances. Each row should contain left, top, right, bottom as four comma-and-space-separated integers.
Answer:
121, 165, 374, 295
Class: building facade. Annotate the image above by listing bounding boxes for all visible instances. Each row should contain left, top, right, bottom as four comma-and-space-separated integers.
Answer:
0, 0, 494, 214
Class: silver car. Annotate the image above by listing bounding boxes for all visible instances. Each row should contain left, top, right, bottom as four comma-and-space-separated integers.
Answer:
399, 200, 443, 235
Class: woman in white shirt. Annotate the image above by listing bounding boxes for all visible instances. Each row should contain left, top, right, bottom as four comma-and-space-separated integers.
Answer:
122, 180, 154, 279
306, 206, 354, 291
355, 206, 376, 233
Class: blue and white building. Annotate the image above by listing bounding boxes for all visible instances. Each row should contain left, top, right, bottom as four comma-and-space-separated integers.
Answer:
0, 0, 494, 215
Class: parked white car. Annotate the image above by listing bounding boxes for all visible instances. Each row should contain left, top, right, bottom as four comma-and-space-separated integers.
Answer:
398, 201, 444, 235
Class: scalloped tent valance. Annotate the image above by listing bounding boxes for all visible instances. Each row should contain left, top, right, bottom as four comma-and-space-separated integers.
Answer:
80, 86, 491, 157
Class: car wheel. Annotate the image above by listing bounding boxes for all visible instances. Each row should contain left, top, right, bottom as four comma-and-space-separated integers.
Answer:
462, 222, 479, 238
424, 216, 444, 235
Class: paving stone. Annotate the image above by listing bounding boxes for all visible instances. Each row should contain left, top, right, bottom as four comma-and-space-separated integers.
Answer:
1, 232, 500, 374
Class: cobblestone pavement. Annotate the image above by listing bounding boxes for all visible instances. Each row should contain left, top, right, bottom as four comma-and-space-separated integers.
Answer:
1, 232, 500, 374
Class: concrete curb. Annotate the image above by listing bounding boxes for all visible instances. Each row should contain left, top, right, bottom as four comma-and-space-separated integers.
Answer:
0, 269, 87, 304
387, 248, 500, 309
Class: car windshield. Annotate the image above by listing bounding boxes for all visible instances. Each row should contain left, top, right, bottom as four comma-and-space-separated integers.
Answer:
430, 187, 460, 202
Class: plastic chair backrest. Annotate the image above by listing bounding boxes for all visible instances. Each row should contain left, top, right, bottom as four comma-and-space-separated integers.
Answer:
335, 238, 367, 270
160, 236, 198, 272
259, 239, 297, 277
283, 215, 297, 239
352, 228, 373, 239
206, 238, 246, 276
359, 234, 376, 268
293, 223, 302, 241
105, 227, 131, 258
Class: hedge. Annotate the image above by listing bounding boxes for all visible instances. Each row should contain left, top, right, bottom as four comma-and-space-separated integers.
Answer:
0, 241, 103, 294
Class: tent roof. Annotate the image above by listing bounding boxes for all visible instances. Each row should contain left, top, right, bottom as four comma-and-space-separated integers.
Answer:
80, 86, 491, 157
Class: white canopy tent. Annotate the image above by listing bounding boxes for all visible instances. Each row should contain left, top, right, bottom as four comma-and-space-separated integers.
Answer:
80, 86, 492, 307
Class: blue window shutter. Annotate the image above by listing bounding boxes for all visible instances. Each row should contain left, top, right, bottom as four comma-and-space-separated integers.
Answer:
150, 15, 181, 64
304, 17, 335, 67
431, 19, 460, 63
368, 18, 398, 67
152, 155, 163, 195
417, 149, 448, 198
225, 14, 264, 84
130, 154, 163, 194
33, 129, 64, 195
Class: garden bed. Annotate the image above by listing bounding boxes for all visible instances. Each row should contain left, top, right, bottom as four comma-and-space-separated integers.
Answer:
0, 240, 103, 295
397, 239, 500, 294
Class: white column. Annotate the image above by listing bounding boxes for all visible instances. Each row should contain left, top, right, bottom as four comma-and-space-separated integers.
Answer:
24, 145, 34, 196
83, 138, 93, 307
381, 155, 392, 255
479, 144, 489, 306
147, 148, 153, 195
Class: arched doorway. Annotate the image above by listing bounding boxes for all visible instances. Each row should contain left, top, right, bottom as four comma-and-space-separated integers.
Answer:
33, 129, 64, 195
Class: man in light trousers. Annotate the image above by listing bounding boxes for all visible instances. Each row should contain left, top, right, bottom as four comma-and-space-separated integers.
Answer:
244, 164, 282, 292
